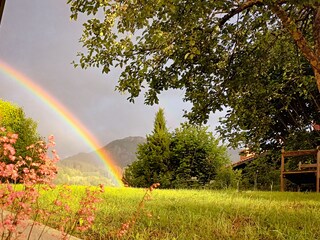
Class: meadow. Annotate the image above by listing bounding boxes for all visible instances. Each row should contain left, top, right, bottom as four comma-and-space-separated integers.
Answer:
36, 186, 320, 240
1, 133, 319, 240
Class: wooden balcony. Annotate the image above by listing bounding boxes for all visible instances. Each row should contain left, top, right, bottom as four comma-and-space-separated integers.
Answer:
281, 148, 320, 192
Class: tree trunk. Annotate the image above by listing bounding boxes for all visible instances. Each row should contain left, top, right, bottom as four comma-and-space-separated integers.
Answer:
314, 6, 320, 92
315, 71, 320, 93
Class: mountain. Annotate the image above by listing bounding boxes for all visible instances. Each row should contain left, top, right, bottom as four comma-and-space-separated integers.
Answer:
58, 136, 146, 173
99, 136, 146, 168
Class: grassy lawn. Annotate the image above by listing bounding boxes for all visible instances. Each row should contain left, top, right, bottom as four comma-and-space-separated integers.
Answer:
37, 187, 320, 240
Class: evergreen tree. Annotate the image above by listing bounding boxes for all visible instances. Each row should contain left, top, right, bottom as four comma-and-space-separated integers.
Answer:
123, 108, 171, 187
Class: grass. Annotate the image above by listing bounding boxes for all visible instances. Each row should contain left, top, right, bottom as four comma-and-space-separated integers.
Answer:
37, 187, 320, 240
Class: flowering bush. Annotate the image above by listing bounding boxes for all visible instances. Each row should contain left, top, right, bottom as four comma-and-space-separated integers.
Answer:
44, 184, 104, 239
0, 127, 58, 185
0, 127, 103, 239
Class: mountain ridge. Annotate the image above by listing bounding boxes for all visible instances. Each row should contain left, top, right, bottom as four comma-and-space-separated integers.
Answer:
58, 136, 146, 172
59, 136, 240, 170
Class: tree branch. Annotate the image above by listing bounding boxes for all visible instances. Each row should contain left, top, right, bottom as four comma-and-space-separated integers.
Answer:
219, 0, 263, 27
218, 0, 290, 28
269, 3, 320, 91
313, 6, 320, 56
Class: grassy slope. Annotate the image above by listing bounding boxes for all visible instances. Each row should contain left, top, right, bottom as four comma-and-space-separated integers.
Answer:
38, 187, 320, 240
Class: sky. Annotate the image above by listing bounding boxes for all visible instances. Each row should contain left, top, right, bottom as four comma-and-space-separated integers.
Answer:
0, 0, 225, 159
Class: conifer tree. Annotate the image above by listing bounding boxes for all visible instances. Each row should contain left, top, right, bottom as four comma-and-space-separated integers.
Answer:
124, 108, 171, 187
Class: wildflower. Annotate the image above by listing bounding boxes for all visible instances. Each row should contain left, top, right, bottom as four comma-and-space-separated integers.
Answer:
0, 127, 105, 239
117, 221, 131, 237
54, 200, 62, 206
86, 216, 95, 224
99, 183, 105, 193
150, 182, 160, 191
26, 144, 35, 150
64, 204, 71, 213
48, 135, 54, 141
8, 155, 16, 161
116, 183, 160, 238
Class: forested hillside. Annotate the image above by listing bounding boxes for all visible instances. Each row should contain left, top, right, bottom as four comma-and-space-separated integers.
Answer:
56, 136, 145, 185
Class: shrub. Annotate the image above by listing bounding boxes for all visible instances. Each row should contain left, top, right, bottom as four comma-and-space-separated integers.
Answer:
0, 127, 103, 239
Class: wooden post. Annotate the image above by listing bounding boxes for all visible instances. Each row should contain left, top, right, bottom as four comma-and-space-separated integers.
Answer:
281, 148, 285, 192
317, 147, 320, 193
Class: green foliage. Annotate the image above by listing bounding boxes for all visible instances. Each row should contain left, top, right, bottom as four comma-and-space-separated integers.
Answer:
169, 123, 229, 188
217, 34, 320, 151
208, 167, 242, 190
68, 1, 320, 151
124, 109, 230, 188
0, 99, 41, 158
239, 154, 280, 191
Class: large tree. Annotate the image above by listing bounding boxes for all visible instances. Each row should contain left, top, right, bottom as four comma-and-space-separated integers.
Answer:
0, 99, 41, 158
69, 0, 320, 149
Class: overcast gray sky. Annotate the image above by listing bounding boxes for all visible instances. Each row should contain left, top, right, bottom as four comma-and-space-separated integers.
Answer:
0, 0, 224, 159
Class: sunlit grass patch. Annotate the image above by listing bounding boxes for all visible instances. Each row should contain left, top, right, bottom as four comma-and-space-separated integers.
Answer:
36, 188, 320, 239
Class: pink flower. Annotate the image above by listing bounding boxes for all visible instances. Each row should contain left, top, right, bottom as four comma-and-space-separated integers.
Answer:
87, 216, 95, 224
54, 200, 62, 206
64, 204, 71, 212
0, 130, 64, 236
48, 135, 54, 141
26, 144, 35, 150
11, 170, 19, 180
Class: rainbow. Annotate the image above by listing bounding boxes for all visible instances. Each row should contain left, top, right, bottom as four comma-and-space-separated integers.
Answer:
0, 60, 123, 187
